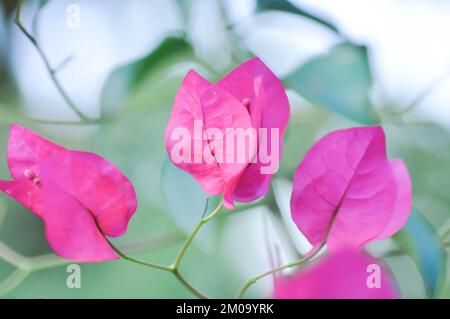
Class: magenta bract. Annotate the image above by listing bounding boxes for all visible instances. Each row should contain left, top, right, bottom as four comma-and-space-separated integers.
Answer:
290, 126, 412, 251
273, 250, 399, 299
0, 124, 137, 262
165, 58, 290, 209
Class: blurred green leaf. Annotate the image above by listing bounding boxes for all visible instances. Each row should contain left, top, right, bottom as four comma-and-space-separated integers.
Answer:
160, 159, 220, 235
0, 0, 18, 19
284, 43, 379, 124
100, 35, 197, 117
256, 0, 339, 33
39, 0, 50, 8
393, 210, 446, 297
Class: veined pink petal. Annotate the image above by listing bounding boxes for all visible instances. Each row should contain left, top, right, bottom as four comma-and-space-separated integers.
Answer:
165, 70, 254, 209
0, 179, 43, 217
0, 124, 137, 262
7, 124, 65, 180
39, 151, 137, 238
290, 126, 412, 251
202, 85, 255, 209
218, 58, 290, 203
41, 180, 118, 262
274, 250, 399, 299
372, 160, 412, 241
165, 70, 224, 195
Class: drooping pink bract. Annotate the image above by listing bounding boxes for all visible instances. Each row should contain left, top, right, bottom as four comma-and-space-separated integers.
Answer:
0, 124, 137, 262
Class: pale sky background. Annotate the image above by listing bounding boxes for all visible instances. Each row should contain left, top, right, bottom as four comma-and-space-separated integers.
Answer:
7, 0, 450, 129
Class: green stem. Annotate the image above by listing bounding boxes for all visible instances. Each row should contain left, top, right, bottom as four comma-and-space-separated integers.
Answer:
172, 202, 223, 269
172, 269, 208, 299
15, 0, 95, 123
0, 268, 30, 297
104, 237, 207, 298
27, 231, 183, 271
235, 243, 324, 299
0, 241, 30, 269
103, 201, 223, 299
107, 240, 173, 272
236, 203, 340, 299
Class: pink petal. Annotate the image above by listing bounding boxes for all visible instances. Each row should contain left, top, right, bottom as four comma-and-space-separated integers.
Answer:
6, 124, 64, 180
218, 58, 290, 203
290, 126, 412, 251
372, 160, 412, 241
274, 250, 399, 299
0, 124, 63, 217
40, 150, 137, 238
0, 179, 43, 217
202, 85, 255, 209
0, 125, 137, 262
41, 180, 118, 262
165, 70, 224, 195
165, 70, 254, 209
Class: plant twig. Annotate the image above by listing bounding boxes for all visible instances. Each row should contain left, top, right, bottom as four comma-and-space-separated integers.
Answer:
172, 202, 223, 270
0, 231, 183, 296
14, 0, 96, 123
0, 268, 30, 296
383, 64, 450, 120
235, 203, 340, 299
0, 241, 30, 269
28, 231, 184, 271
235, 242, 324, 299
105, 201, 224, 299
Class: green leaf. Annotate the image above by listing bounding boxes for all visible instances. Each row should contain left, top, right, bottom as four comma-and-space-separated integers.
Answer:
284, 43, 379, 124
256, 0, 339, 34
100, 35, 198, 117
393, 210, 446, 297
38, 0, 50, 9
1, 0, 19, 19
160, 159, 220, 236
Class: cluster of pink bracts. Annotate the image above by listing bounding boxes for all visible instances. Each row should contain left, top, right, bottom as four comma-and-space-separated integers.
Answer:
0, 58, 411, 298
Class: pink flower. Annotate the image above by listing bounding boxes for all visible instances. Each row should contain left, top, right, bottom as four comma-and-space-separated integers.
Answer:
165, 58, 290, 209
291, 126, 412, 251
0, 124, 137, 262
273, 250, 399, 299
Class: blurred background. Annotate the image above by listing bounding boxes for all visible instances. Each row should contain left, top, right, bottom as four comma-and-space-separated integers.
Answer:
0, 0, 449, 298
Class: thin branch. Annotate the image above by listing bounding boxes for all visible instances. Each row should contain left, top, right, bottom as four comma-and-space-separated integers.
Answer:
235, 203, 340, 298
14, 0, 96, 123
103, 201, 224, 299
52, 55, 75, 74
383, 64, 450, 119
28, 231, 184, 271
401, 65, 450, 114
0, 241, 30, 269
172, 269, 208, 299
235, 242, 324, 299
172, 202, 223, 270
0, 268, 30, 296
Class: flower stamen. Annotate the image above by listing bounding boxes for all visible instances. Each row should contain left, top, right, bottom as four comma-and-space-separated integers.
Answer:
24, 169, 41, 187
242, 98, 251, 111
